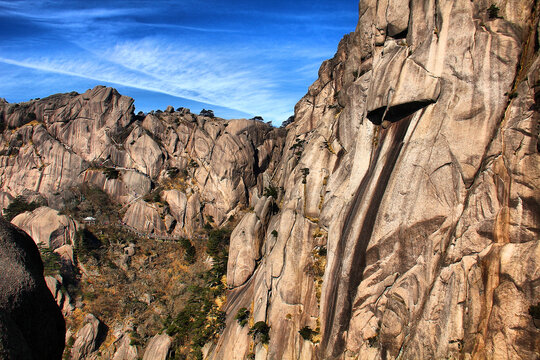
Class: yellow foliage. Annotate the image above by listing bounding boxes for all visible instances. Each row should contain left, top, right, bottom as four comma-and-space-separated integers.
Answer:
23, 120, 42, 127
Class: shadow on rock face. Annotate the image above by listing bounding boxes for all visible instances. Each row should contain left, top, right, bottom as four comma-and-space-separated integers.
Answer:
367, 100, 435, 126
0, 217, 65, 359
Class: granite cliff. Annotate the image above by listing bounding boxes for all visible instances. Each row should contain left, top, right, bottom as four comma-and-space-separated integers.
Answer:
0, 0, 539, 359
209, 0, 540, 359
0, 86, 284, 359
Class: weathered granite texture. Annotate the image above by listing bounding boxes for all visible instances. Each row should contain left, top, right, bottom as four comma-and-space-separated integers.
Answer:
0, 86, 284, 237
210, 1, 540, 359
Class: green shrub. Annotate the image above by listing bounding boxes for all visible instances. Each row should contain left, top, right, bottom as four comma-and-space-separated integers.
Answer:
487, 4, 500, 18
179, 236, 196, 264
184, 243, 196, 264
165, 290, 226, 354
271, 230, 278, 237
299, 326, 316, 341
143, 188, 162, 203
301, 168, 310, 184
3, 196, 40, 221
75, 228, 102, 260
38, 244, 62, 276
199, 109, 215, 118
235, 307, 250, 327
281, 115, 294, 128
103, 167, 120, 180
167, 167, 180, 178
508, 91, 518, 99
263, 185, 278, 198
367, 334, 379, 347
203, 222, 213, 230
206, 228, 231, 258
249, 321, 270, 344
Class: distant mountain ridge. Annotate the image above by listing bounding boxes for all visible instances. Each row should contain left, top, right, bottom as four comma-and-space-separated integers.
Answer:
0, 86, 284, 237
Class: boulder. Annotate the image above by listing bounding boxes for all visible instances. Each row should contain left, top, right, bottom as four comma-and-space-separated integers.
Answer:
0, 217, 65, 359
11, 206, 78, 249
71, 314, 105, 360
112, 335, 138, 360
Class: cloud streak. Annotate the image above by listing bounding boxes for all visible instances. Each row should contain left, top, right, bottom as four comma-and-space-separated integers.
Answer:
0, 0, 358, 123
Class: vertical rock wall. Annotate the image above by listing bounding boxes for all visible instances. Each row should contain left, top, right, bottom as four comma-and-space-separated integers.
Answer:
214, 0, 540, 359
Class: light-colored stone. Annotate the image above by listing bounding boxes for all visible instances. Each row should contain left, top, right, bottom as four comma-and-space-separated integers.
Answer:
11, 206, 78, 249
142, 333, 172, 360
71, 314, 103, 360
113, 335, 138, 360
123, 200, 166, 235
0, 86, 283, 237
210, 1, 540, 359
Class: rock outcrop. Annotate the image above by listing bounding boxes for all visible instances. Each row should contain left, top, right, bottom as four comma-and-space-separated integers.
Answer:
210, 1, 540, 359
1, 1, 539, 359
0, 216, 65, 359
71, 314, 105, 360
112, 335, 138, 360
45, 275, 75, 315
12, 206, 78, 249
142, 333, 172, 360
0, 86, 284, 237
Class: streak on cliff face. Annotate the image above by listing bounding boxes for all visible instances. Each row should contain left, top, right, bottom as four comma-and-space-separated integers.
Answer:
322, 114, 413, 356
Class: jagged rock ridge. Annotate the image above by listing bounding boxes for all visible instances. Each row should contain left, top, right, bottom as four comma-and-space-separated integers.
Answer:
0, 86, 284, 237
0, 0, 539, 359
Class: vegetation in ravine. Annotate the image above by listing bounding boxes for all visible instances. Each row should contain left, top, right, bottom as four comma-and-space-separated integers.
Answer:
55, 184, 234, 360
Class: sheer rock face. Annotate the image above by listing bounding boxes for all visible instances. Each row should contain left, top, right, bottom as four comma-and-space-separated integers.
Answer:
212, 1, 540, 359
0, 217, 65, 360
0, 86, 285, 236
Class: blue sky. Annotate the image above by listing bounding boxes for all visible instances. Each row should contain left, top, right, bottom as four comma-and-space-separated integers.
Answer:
0, 0, 358, 124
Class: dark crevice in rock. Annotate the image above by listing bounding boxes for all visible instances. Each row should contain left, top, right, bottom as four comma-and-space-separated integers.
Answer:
367, 100, 435, 125
391, 28, 408, 39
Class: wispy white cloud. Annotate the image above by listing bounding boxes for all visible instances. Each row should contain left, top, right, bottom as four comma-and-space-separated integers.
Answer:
0, 37, 296, 121
0, 2, 145, 22
136, 22, 241, 34
0, 0, 358, 123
